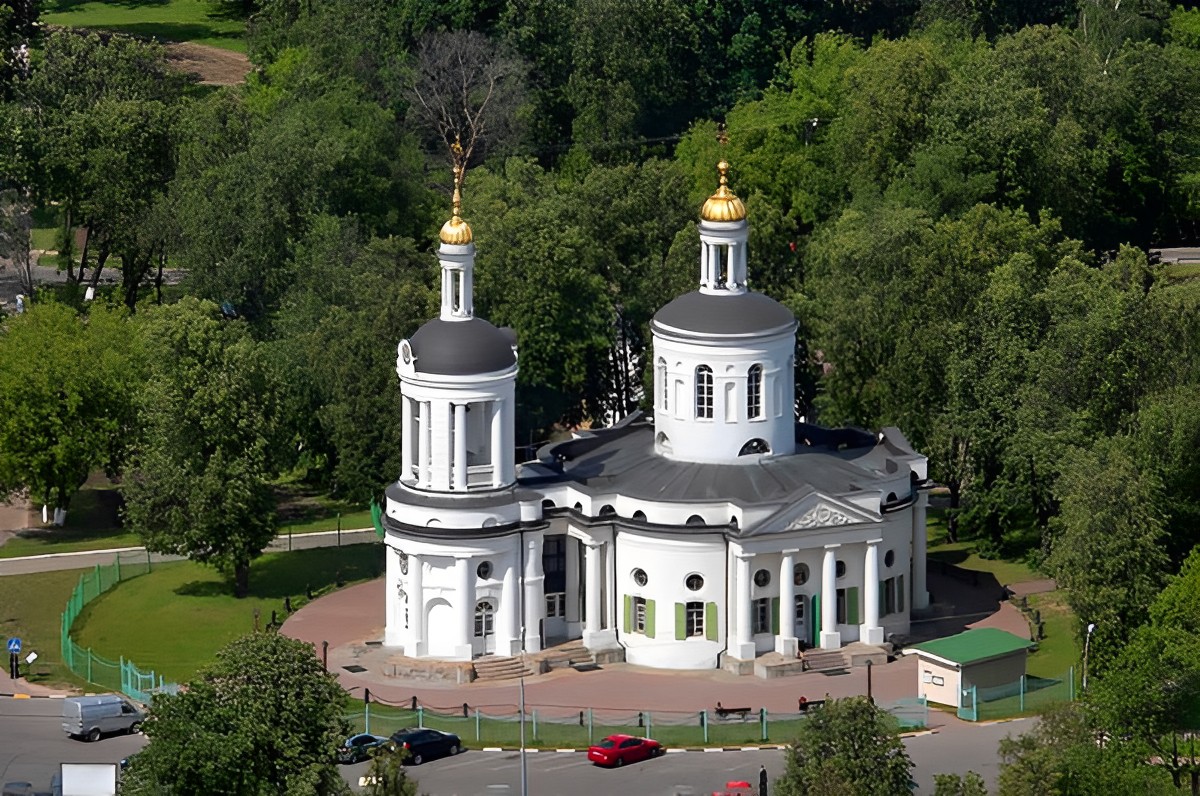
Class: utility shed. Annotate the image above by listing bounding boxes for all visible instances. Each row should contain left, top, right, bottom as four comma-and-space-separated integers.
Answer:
904, 628, 1034, 708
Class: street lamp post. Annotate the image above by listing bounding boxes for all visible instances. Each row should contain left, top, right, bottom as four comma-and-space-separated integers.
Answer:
519, 627, 528, 796
1082, 622, 1096, 692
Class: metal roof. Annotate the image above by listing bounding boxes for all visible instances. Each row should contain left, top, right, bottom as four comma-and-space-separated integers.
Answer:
409, 317, 517, 375
906, 628, 1034, 667
652, 291, 795, 339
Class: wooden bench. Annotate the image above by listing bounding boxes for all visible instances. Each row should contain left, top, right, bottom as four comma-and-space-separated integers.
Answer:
714, 702, 753, 720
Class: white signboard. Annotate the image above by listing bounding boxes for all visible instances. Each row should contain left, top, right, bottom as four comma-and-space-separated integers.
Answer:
60, 763, 117, 796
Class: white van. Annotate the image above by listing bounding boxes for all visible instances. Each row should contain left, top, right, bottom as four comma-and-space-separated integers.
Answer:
61, 695, 145, 742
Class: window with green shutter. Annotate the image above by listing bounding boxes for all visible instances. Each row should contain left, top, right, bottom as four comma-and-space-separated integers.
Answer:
675, 602, 686, 640
880, 581, 887, 617
771, 597, 780, 635
645, 599, 656, 638
898, 574, 905, 613
847, 586, 859, 625
623, 594, 631, 633
705, 602, 718, 640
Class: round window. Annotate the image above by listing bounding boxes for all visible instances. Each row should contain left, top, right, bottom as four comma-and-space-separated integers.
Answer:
686, 573, 704, 591
754, 569, 771, 587
884, 550, 895, 568
793, 563, 809, 586
632, 568, 648, 587
836, 560, 846, 578
477, 561, 493, 580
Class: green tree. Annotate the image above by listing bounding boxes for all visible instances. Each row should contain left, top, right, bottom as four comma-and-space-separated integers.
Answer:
361, 746, 419, 796
123, 298, 284, 597
0, 302, 139, 521
934, 771, 987, 796
1045, 435, 1169, 675
996, 702, 1175, 796
1088, 623, 1200, 792
775, 696, 913, 796
273, 217, 437, 502
20, 31, 187, 294
122, 632, 350, 796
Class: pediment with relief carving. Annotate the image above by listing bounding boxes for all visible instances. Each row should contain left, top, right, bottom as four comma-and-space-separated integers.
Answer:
787, 502, 859, 530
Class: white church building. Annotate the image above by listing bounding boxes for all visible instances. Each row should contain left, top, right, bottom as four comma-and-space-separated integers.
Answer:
381, 160, 930, 671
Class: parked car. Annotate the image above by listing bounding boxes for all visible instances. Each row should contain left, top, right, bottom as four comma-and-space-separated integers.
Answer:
338, 733, 390, 764
387, 728, 463, 765
61, 694, 144, 742
586, 734, 664, 767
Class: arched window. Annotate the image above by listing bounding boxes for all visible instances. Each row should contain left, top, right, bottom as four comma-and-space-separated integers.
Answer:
739, 438, 770, 456
474, 600, 495, 636
747, 364, 763, 419
657, 358, 668, 411
695, 366, 713, 419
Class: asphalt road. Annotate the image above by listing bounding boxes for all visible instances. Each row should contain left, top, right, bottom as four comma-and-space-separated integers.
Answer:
1, 694, 1030, 795
0, 697, 144, 792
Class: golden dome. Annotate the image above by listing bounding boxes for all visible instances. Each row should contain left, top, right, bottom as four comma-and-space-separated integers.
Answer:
439, 181, 473, 245
700, 160, 746, 222
439, 215, 473, 245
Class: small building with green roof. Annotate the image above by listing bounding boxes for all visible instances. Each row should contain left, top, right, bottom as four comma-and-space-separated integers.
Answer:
903, 628, 1034, 708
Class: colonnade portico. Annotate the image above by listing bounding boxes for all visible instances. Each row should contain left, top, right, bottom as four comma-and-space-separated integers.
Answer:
732, 552, 755, 660
582, 540, 615, 647
402, 395, 512, 491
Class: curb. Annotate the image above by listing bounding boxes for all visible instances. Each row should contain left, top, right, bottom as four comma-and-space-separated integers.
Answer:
1, 692, 68, 699
470, 745, 789, 754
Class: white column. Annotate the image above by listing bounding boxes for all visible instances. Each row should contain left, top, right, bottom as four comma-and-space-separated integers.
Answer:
409, 554, 424, 656
565, 537, 581, 626
417, 402, 430, 487
604, 539, 615, 631
401, 397, 413, 482
453, 403, 468, 490
490, 400, 504, 487
731, 553, 755, 660
583, 542, 603, 645
523, 535, 545, 652
862, 539, 884, 645
442, 400, 454, 490
776, 550, 797, 657
498, 558, 518, 656
502, 397, 515, 483
913, 491, 930, 610
454, 556, 473, 659
384, 545, 400, 647
821, 544, 841, 650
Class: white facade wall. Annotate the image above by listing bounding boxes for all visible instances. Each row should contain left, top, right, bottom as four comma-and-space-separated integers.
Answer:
617, 531, 727, 669
652, 330, 796, 463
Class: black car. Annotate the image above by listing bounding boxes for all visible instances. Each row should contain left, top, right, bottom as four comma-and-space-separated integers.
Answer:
387, 728, 463, 765
338, 733, 390, 764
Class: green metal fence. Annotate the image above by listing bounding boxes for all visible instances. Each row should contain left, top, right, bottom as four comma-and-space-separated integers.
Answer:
342, 695, 927, 748
957, 667, 1074, 721
60, 553, 180, 703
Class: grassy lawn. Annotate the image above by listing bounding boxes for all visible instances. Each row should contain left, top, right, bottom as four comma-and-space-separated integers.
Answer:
280, 508, 374, 535
926, 541, 1038, 586
346, 704, 808, 749
1025, 590, 1080, 679
0, 568, 93, 689
71, 543, 383, 683
1, 481, 140, 559
41, 0, 247, 52
1165, 262, 1200, 279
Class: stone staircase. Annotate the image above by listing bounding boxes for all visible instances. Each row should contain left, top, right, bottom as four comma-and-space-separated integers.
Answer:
472, 654, 535, 682
536, 639, 597, 671
799, 648, 849, 673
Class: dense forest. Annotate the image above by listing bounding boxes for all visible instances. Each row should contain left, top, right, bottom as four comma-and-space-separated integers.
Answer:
2, 0, 1200, 726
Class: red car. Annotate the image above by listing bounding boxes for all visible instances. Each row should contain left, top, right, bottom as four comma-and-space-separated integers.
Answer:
586, 734, 664, 767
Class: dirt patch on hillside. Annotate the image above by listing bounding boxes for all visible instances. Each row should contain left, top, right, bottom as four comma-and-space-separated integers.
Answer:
165, 41, 251, 85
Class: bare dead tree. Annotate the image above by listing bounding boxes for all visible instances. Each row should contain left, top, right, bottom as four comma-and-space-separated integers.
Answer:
407, 30, 527, 170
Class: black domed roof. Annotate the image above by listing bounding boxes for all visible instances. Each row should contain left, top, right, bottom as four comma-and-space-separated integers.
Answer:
409, 317, 517, 375
653, 291, 795, 338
